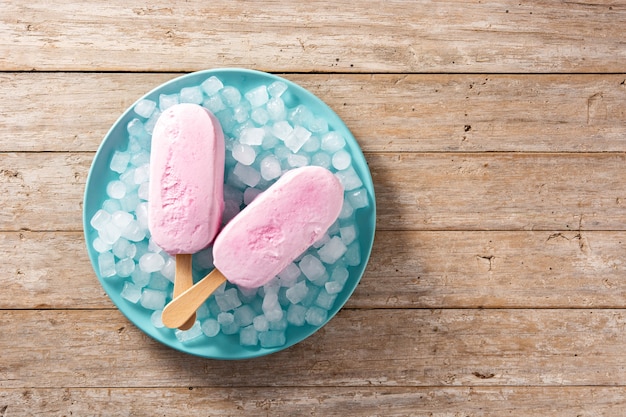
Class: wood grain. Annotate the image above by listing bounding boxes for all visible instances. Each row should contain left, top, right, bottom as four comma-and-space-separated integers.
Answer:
1, 1, 624, 73
2, 309, 626, 388
2, 73, 626, 153
3, 152, 625, 232
2, 387, 626, 416
3, 230, 626, 310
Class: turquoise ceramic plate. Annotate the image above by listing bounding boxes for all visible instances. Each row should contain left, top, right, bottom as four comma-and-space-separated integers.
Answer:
83, 69, 376, 359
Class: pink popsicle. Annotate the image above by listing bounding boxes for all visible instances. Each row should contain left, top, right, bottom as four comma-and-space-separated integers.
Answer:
161, 166, 344, 329
149, 103, 225, 329
149, 103, 225, 254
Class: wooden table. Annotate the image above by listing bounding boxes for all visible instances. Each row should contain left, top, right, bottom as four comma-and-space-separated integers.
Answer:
2, 1, 626, 415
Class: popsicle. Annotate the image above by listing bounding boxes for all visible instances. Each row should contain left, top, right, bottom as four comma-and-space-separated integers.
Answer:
161, 165, 344, 329
149, 103, 225, 329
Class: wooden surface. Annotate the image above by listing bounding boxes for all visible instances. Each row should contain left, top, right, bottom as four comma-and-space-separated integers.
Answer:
2, 1, 626, 415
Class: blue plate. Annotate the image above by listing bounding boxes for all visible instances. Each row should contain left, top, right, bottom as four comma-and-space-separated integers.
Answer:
83, 68, 376, 359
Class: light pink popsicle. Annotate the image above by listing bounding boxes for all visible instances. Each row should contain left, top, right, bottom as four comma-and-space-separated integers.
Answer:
213, 165, 344, 288
161, 165, 345, 328
148, 103, 225, 255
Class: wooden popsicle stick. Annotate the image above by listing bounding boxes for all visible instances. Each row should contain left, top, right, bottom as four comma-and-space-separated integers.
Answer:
162, 268, 227, 329
174, 254, 196, 330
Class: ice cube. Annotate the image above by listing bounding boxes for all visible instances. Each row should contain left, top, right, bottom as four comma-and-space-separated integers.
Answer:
133, 163, 150, 185
215, 288, 242, 312
305, 306, 328, 326
239, 127, 265, 146
233, 163, 261, 187
201, 76, 224, 96
139, 252, 165, 273
98, 223, 122, 245
335, 166, 363, 191
332, 150, 352, 171
315, 288, 338, 310
286, 304, 307, 326
201, 318, 220, 337
338, 198, 354, 220
137, 182, 149, 201
289, 105, 313, 127
203, 94, 226, 113
144, 110, 162, 134
131, 269, 151, 288
269, 315, 288, 331
272, 121, 293, 141
340, 225, 357, 245
321, 131, 346, 153
258, 330, 286, 348
221, 86, 242, 107
284, 126, 312, 153
253, 315, 270, 332
111, 211, 133, 231
308, 117, 329, 134
175, 321, 203, 342
90, 209, 111, 231
251, 107, 269, 125
110, 151, 130, 174
299, 254, 326, 282
121, 220, 145, 242
180, 86, 204, 104
148, 273, 171, 291
160, 257, 175, 282
285, 280, 309, 304
159, 93, 179, 111
232, 143, 256, 166
134, 99, 157, 118
121, 281, 142, 303
234, 305, 256, 327
260, 155, 282, 181
347, 187, 369, 209
277, 262, 301, 287
287, 153, 309, 168
318, 236, 348, 264
239, 325, 258, 346
102, 199, 122, 214
266, 97, 286, 120
150, 310, 164, 328
302, 135, 321, 153
217, 312, 240, 335
245, 85, 269, 108
232, 103, 250, 123
92, 237, 112, 253
262, 291, 283, 322
311, 152, 331, 169
106, 181, 126, 199
98, 252, 116, 278
345, 242, 361, 266
325, 266, 350, 294
267, 81, 288, 98
140, 288, 167, 310
115, 257, 136, 278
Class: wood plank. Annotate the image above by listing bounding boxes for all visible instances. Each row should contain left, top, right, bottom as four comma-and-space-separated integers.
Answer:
2, 309, 626, 388
1, 1, 625, 73
3, 230, 626, 310
3, 152, 625, 232
371, 152, 626, 231
2, 387, 626, 416
3, 73, 626, 153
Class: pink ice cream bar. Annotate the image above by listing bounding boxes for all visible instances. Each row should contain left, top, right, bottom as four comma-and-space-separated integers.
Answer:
161, 166, 344, 329
214, 165, 344, 288
148, 103, 225, 254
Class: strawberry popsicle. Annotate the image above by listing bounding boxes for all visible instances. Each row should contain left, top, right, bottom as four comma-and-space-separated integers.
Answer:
161, 166, 344, 329
149, 103, 225, 329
